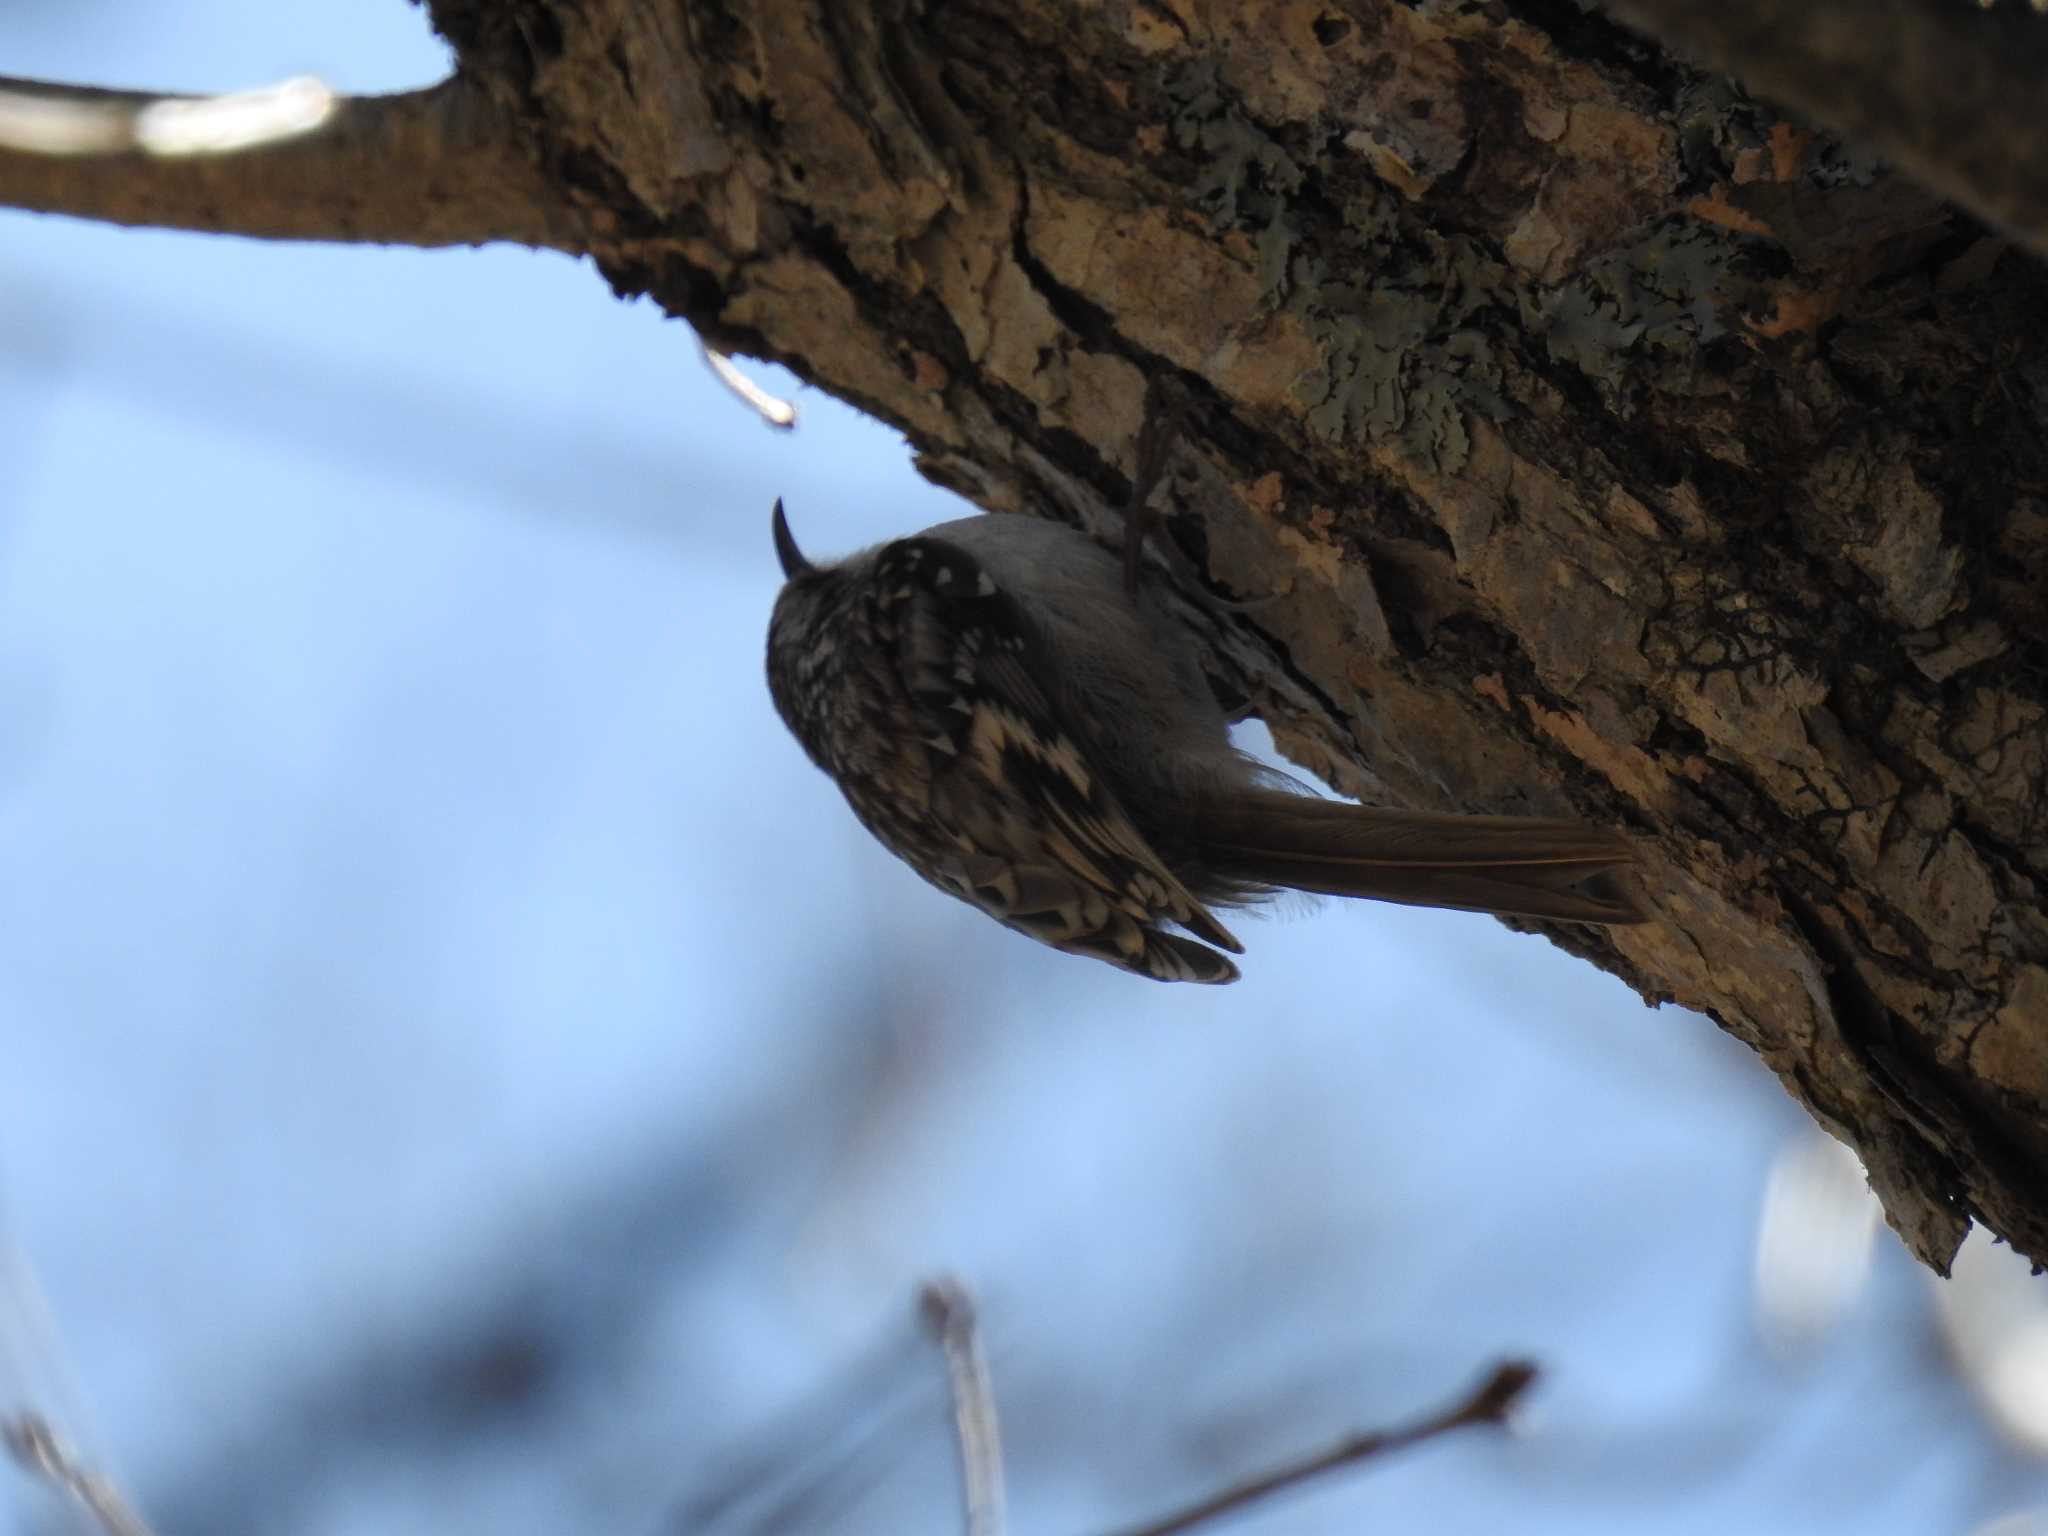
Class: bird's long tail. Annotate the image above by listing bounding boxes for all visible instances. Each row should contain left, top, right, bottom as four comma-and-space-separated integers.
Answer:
1194, 792, 1647, 925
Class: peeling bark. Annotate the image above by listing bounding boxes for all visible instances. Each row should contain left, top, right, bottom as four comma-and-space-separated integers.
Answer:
13, 0, 2048, 1272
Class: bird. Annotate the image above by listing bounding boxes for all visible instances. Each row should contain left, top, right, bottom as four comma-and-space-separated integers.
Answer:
764, 500, 1645, 982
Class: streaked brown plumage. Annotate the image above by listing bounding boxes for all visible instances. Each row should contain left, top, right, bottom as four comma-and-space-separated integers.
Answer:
765, 502, 1645, 982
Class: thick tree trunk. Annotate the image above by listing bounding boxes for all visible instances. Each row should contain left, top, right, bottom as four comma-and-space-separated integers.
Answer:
12, 0, 2048, 1272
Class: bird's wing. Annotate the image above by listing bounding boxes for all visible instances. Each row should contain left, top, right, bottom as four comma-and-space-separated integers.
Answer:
868, 534, 1242, 983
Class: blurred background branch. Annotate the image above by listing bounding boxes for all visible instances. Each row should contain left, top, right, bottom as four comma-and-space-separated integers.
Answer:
1110, 1360, 1538, 1536
5, 1414, 153, 1536
921, 1279, 1006, 1536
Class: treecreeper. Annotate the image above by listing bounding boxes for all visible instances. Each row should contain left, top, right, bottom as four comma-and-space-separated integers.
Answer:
765, 500, 1645, 983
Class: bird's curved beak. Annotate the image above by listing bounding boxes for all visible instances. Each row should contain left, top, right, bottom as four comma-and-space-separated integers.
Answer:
771, 498, 813, 579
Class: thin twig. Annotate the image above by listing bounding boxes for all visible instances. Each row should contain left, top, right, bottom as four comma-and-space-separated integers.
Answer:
3, 1413, 156, 1536
919, 1277, 1006, 1536
702, 343, 799, 429
1105, 1360, 1539, 1536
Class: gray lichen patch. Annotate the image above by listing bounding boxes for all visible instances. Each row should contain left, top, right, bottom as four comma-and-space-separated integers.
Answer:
1293, 291, 1495, 472
1521, 222, 1738, 400
1161, 54, 1512, 475
1168, 58, 1306, 277
1283, 243, 1509, 474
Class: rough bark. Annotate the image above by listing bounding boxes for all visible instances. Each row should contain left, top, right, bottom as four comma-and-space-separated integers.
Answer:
11, 0, 2048, 1274
1602, 0, 2048, 251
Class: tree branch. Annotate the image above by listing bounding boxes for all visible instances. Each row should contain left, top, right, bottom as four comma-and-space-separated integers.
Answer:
0, 74, 580, 249
1603, 0, 2048, 252
920, 1278, 1007, 1536
412, 0, 2047, 1269
1106, 1362, 1539, 1536
4, 1413, 155, 1536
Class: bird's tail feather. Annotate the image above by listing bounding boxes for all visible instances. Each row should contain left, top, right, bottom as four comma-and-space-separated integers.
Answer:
1195, 792, 1647, 926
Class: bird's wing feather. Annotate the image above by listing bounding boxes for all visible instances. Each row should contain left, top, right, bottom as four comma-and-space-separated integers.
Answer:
867, 535, 1241, 982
